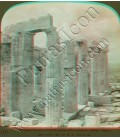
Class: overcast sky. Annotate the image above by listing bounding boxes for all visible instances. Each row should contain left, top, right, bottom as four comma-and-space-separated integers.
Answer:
1, 2, 120, 69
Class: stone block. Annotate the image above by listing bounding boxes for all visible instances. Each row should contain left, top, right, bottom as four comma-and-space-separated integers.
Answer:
1, 117, 21, 126
115, 107, 120, 112
98, 108, 108, 112
113, 102, 120, 107
68, 119, 83, 127
10, 111, 21, 119
30, 118, 39, 125
107, 114, 120, 122
18, 118, 39, 126
113, 99, 120, 102
88, 102, 94, 108
113, 123, 120, 127
88, 95, 112, 106
1, 117, 11, 126
115, 94, 120, 98
101, 114, 120, 122
85, 114, 100, 127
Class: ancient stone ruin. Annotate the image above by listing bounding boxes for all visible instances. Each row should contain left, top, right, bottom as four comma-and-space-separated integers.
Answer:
1, 14, 120, 127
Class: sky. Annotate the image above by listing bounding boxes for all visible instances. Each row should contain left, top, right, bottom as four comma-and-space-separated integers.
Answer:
1, 2, 120, 69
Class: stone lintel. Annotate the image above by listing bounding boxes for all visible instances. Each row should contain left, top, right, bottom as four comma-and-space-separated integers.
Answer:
4, 14, 53, 34
75, 39, 87, 47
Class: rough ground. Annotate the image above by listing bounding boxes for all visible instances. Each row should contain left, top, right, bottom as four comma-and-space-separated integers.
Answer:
1, 85, 120, 128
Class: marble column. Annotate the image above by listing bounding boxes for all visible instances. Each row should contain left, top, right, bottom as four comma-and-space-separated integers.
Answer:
98, 49, 106, 93
34, 48, 46, 99
103, 47, 109, 91
63, 41, 77, 113
1, 42, 11, 115
10, 33, 20, 112
16, 32, 34, 117
90, 41, 105, 94
33, 48, 46, 115
89, 41, 109, 95
45, 27, 62, 125
89, 42, 100, 95
75, 40, 89, 105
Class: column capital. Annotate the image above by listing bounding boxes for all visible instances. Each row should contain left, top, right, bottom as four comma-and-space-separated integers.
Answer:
89, 41, 102, 53
102, 47, 109, 53
74, 39, 87, 48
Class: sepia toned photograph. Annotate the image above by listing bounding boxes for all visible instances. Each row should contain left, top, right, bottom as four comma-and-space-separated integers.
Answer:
0, 1, 120, 135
